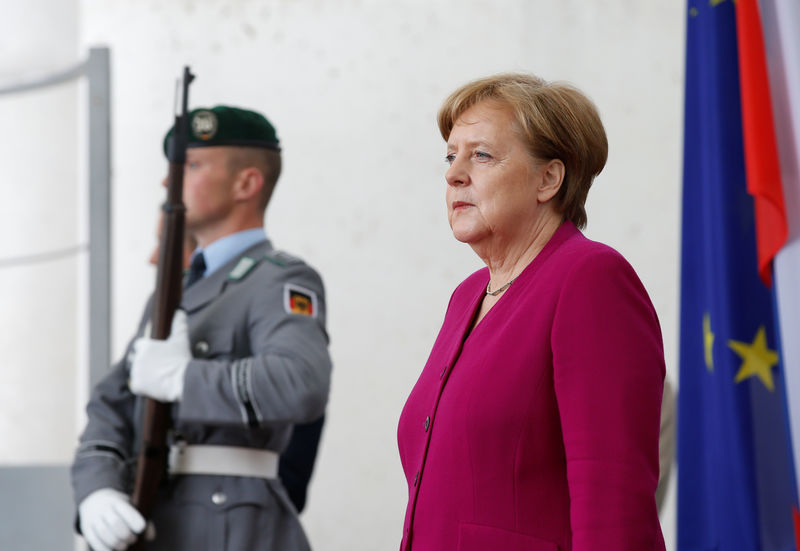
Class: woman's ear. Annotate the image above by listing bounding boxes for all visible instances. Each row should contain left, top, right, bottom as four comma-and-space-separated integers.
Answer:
537, 159, 565, 203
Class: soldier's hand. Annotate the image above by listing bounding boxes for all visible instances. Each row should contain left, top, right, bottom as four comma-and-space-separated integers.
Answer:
129, 309, 191, 402
79, 488, 145, 551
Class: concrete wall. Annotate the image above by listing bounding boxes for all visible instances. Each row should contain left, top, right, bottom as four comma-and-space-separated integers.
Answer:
0, 3, 82, 547
3, 0, 682, 548
0, 0, 81, 465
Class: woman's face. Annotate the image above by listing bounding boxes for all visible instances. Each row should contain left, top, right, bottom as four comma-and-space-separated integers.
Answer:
445, 100, 549, 249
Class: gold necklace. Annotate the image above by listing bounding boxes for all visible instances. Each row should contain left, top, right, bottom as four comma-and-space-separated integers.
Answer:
485, 275, 518, 296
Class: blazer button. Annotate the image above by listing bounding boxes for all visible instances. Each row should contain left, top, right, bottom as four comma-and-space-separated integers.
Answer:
423, 416, 430, 432
413, 471, 419, 486
211, 491, 227, 505
439, 366, 446, 378
194, 340, 210, 356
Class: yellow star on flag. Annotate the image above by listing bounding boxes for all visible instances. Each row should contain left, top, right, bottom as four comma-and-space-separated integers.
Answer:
728, 326, 779, 391
703, 312, 715, 371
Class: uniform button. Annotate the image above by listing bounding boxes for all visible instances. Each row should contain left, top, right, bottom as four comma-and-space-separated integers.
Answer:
194, 340, 210, 355
440, 366, 446, 378
413, 471, 419, 486
423, 416, 430, 432
211, 491, 227, 505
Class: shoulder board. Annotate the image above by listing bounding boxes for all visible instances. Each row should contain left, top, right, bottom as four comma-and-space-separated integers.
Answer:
227, 256, 259, 281
263, 250, 303, 268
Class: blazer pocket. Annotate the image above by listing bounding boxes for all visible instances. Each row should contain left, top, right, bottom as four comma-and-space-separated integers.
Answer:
191, 327, 235, 359
458, 523, 560, 551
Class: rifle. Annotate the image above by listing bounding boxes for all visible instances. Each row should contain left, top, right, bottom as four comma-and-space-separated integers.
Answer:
130, 66, 195, 541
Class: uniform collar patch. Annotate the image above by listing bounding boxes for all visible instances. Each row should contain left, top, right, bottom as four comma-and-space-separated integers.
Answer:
227, 256, 257, 281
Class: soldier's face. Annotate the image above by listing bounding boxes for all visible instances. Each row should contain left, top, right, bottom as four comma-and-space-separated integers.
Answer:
181, 147, 236, 237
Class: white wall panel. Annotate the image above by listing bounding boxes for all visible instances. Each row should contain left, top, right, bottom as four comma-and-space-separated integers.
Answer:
0, 0, 80, 464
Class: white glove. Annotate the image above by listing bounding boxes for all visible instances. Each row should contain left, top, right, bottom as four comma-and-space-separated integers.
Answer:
78, 488, 145, 551
129, 310, 191, 402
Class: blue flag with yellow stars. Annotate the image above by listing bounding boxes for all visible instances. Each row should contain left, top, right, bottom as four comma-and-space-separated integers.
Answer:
678, 1, 799, 549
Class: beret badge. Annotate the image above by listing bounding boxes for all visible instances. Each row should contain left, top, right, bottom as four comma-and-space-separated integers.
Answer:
192, 110, 218, 141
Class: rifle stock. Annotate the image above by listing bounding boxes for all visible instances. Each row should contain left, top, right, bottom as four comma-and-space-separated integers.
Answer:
130, 67, 195, 546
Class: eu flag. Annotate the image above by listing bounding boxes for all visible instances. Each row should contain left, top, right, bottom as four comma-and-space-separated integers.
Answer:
678, 1, 798, 549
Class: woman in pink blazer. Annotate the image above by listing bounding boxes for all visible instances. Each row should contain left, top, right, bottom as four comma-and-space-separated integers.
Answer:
397, 73, 666, 550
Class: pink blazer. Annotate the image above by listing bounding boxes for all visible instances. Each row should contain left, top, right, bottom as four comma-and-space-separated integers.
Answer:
398, 222, 666, 550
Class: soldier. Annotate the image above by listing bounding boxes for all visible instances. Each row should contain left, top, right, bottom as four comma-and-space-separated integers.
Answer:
147, 203, 325, 515
71, 106, 332, 551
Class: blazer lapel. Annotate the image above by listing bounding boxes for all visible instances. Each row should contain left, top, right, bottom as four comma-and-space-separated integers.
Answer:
444, 270, 488, 366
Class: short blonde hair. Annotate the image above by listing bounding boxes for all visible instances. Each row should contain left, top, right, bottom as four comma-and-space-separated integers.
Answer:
438, 73, 608, 228
226, 147, 282, 211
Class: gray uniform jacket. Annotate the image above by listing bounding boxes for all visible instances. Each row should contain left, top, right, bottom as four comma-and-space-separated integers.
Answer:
71, 239, 331, 551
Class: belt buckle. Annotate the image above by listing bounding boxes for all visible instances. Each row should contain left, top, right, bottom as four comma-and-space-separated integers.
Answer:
167, 439, 188, 477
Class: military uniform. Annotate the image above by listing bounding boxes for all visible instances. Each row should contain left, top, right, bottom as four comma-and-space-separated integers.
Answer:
72, 239, 331, 550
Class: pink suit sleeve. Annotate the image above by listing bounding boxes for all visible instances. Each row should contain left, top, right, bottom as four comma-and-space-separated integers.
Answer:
551, 248, 665, 550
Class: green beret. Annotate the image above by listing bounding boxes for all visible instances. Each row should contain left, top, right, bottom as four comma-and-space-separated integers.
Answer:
163, 105, 280, 156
